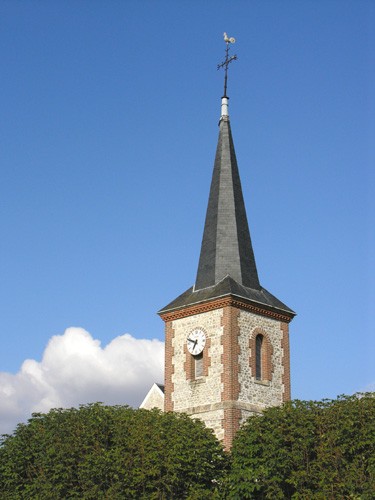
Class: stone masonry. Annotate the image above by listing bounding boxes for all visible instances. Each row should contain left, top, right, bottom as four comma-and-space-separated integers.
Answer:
162, 298, 291, 449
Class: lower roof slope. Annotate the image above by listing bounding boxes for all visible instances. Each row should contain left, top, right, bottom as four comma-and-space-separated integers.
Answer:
159, 275, 295, 317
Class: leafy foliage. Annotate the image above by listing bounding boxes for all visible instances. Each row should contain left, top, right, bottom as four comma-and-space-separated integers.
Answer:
1, 394, 374, 499
0, 404, 228, 499
226, 393, 375, 499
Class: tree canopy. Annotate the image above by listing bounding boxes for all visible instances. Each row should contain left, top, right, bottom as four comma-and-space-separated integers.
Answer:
226, 393, 375, 499
1, 394, 374, 499
0, 404, 228, 499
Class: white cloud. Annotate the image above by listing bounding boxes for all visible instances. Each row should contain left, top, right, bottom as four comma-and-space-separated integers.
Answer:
0, 328, 164, 435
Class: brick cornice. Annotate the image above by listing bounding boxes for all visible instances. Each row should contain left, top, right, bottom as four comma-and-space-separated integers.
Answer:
159, 295, 294, 323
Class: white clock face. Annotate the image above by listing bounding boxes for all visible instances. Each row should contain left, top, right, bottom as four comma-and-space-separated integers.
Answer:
187, 329, 206, 356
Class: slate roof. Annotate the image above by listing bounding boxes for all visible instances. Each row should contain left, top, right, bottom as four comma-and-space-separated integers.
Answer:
159, 275, 295, 316
195, 117, 260, 290
159, 109, 295, 318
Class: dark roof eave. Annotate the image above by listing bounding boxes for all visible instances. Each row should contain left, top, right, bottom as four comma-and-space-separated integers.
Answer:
158, 290, 296, 319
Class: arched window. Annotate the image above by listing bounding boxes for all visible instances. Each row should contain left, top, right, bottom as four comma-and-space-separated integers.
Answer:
250, 330, 273, 383
255, 334, 263, 380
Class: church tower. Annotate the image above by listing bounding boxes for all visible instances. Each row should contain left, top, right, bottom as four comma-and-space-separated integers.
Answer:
158, 36, 295, 450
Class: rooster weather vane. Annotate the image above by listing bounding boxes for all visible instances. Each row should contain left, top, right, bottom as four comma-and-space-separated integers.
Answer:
217, 32, 237, 98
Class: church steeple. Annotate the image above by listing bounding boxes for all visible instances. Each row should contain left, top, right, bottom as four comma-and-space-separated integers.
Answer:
158, 34, 295, 450
195, 101, 260, 291
159, 36, 294, 317
196, 33, 259, 291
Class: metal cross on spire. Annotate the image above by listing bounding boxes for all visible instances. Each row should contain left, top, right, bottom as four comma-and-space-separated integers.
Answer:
217, 32, 237, 98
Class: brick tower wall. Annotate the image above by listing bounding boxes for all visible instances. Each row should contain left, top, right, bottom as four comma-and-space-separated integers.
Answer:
162, 301, 291, 449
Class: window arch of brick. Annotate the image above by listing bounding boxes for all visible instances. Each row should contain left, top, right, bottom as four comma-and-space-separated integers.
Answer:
249, 329, 273, 382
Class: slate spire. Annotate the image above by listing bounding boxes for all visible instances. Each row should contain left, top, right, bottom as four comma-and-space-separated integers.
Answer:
159, 42, 295, 318
195, 103, 260, 291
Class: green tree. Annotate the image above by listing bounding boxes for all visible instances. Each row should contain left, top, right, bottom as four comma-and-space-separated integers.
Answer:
0, 404, 228, 499
226, 393, 375, 499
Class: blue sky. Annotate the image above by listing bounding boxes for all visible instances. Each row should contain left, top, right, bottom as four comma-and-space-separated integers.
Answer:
1, 1, 374, 432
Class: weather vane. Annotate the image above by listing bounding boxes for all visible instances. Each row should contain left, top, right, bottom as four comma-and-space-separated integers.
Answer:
217, 32, 237, 98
